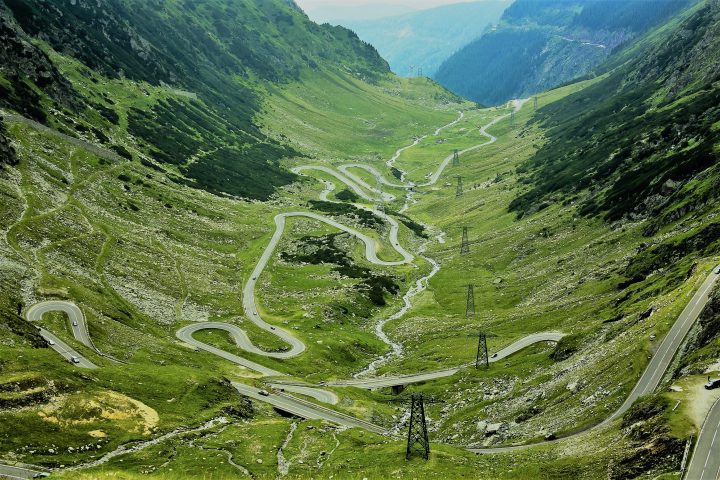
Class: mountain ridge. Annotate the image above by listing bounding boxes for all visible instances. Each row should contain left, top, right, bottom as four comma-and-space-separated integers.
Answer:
0, 0, 389, 200
435, 0, 693, 105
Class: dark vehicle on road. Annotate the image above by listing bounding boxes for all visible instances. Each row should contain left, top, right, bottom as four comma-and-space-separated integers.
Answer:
705, 379, 720, 390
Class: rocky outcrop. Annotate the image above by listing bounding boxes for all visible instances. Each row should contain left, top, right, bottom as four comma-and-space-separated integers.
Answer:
0, 118, 17, 168
0, 13, 79, 122
610, 396, 684, 479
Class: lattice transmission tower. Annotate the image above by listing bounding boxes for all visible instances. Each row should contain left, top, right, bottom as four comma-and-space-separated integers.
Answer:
460, 226, 470, 255
466, 284, 476, 318
455, 175, 463, 198
406, 393, 430, 460
476, 330, 489, 369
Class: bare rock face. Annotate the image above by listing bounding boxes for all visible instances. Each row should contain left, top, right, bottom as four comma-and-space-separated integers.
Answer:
0, 13, 79, 122
0, 118, 18, 168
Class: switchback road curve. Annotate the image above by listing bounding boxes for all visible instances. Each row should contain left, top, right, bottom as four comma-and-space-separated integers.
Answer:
19, 98, 720, 468
26, 301, 98, 369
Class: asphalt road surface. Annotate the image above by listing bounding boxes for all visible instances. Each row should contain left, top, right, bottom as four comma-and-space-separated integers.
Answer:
469, 267, 720, 454
27, 301, 92, 348
175, 322, 284, 376
686, 396, 720, 480
175, 323, 338, 404
0, 462, 48, 479
26, 301, 98, 369
603, 269, 719, 426
231, 382, 385, 434
326, 332, 565, 389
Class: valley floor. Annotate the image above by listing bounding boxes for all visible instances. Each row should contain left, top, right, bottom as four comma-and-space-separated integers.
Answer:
1, 73, 719, 480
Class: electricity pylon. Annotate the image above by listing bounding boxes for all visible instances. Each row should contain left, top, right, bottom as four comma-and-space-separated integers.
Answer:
476, 330, 489, 369
455, 175, 463, 198
452, 149, 460, 166
466, 284, 476, 318
460, 226, 470, 255
406, 393, 430, 460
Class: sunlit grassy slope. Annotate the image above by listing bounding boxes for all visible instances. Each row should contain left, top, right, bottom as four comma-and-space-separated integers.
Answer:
0, 33, 465, 471
3, 2, 720, 479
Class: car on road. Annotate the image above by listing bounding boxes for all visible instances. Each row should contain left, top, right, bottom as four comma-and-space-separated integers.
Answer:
70, 356, 80, 364
258, 390, 270, 397
252, 276, 256, 280
705, 379, 720, 390
72, 320, 78, 326
270, 326, 276, 331
715, 266, 720, 274
491, 353, 498, 358
47, 339, 55, 346
33, 473, 50, 478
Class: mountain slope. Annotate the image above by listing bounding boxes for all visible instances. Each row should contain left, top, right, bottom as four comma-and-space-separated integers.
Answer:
508, 0, 720, 294
512, 0, 719, 224
0, 0, 464, 473
2, 0, 720, 478
339, 1, 508, 78
435, 0, 693, 105
0, 0, 388, 200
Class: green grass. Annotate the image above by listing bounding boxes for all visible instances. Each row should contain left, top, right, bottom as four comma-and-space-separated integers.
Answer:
2, 15, 719, 477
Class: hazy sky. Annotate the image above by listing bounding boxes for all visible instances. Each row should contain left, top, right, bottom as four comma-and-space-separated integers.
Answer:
296, 0, 481, 22
296, 0, 476, 9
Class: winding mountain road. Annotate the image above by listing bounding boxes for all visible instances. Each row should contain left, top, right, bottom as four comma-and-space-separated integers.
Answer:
469, 267, 720, 454
27, 103, 527, 405
686, 395, 720, 480
325, 332, 565, 389
22, 99, 720, 463
231, 383, 384, 434
603, 270, 719, 427
25, 301, 98, 369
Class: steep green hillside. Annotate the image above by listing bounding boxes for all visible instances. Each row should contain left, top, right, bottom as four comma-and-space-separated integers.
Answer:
0, 0, 387, 199
2, 0, 720, 479
435, 0, 693, 105
339, 1, 508, 78
509, 0, 720, 298
0, 0, 464, 475
512, 0, 719, 222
